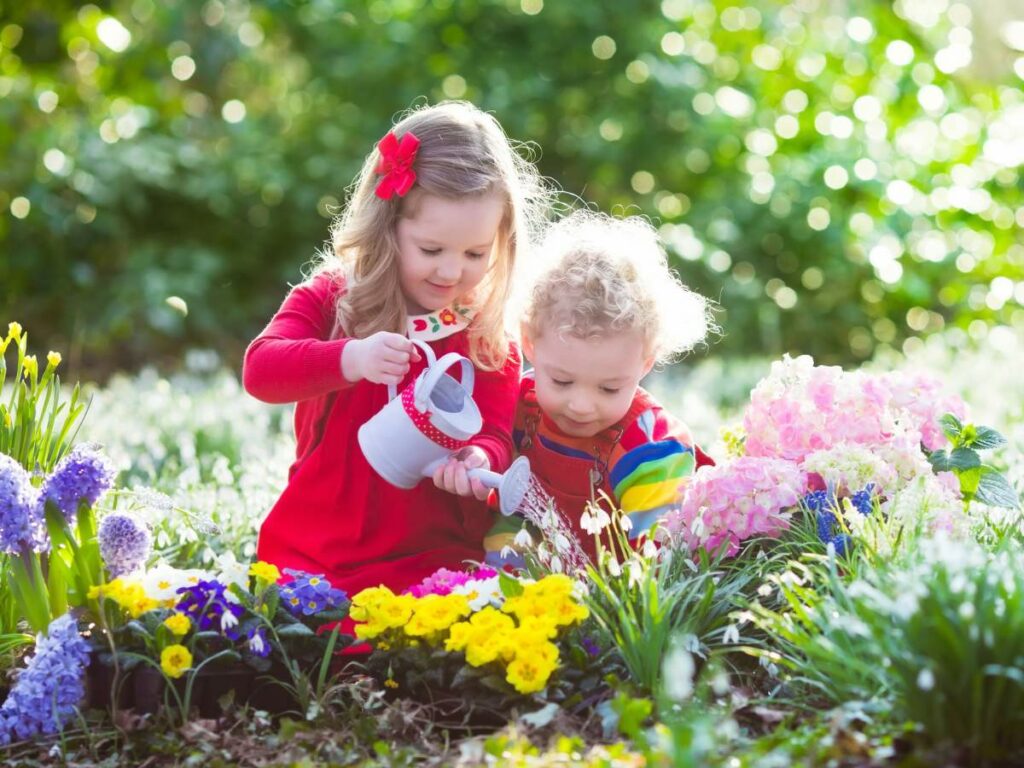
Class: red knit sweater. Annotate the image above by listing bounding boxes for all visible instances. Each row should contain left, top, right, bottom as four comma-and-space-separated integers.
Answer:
243, 273, 520, 598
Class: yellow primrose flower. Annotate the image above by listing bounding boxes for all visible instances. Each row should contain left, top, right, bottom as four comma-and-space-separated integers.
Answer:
46, 351, 61, 369
163, 613, 191, 636
384, 678, 399, 689
23, 355, 37, 379
7, 322, 22, 342
248, 561, 281, 584
445, 621, 473, 653
506, 655, 556, 695
160, 644, 193, 679
354, 620, 387, 640
465, 636, 505, 667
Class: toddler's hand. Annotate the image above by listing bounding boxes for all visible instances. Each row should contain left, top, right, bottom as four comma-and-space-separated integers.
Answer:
432, 446, 490, 501
342, 332, 421, 386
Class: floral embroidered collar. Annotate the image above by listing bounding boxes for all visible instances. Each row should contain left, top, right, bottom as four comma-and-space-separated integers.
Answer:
406, 304, 476, 341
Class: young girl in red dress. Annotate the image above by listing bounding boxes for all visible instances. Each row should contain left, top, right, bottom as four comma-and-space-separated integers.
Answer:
243, 102, 550, 605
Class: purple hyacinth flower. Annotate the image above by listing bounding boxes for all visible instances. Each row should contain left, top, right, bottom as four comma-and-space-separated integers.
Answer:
98, 512, 152, 577
40, 444, 116, 524
0, 453, 47, 555
0, 613, 90, 745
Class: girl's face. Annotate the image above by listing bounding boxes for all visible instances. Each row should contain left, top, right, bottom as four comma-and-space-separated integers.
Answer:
524, 327, 655, 439
395, 192, 505, 314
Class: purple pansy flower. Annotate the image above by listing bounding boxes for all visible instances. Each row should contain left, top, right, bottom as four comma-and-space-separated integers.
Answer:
174, 579, 244, 640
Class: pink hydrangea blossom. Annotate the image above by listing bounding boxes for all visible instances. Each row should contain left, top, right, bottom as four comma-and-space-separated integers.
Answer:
663, 457, 808, 557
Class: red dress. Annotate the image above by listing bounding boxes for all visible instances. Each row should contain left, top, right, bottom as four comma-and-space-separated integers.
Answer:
243, 272, 520, 599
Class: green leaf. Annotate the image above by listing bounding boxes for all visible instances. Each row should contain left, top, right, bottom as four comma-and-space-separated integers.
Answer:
276, 622, 316, 638
970, 426, 1007, 451
939, 413, 963, 441
947, 447, 981, 471
928, 450, 952, 473
974, 469, 1021, 510
498, 571, 524, 598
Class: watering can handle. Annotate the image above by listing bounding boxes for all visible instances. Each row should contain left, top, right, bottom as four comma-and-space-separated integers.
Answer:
413, 352, 474, 412
385, 339, 437, 401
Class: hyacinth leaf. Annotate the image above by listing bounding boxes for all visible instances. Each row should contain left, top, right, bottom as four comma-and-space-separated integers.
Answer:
975, 469, 1021, 510
970, 426, 1008, 451
45, 555, 70, 618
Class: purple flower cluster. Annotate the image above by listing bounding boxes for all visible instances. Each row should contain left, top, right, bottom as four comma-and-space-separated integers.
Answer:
40, 444, 116, 524
807, 484, 876, 556
0, 453, 47, 555
0, 613, 90, 745
279, 569, 347, 616
175, 580, 244, 639
97, 512, 152, 577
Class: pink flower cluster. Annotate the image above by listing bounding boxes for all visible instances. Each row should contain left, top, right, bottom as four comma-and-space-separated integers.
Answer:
664, 355, 967, 557
743, 355, 966, 463
663, 457, 807, 557
407, 566, 498, 598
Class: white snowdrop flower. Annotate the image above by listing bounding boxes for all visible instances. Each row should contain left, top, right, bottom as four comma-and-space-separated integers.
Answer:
662, 647, 695, 702
682, 633, 701, 653
627, 559, 644, 588
619, 513, 633, 532
554, 532, 571, 553
606, 558, 622, 577
641, 539, 658, 559
917, 668, 935, 691
722, 624, 741, 645
500, 545, 517, 561
248, 630, 267, 656
221, 609, 239, 632
550, 555, 563, 573
513, 527, 533, 548
580, 509, 596, 534
592, 507, 611, 532
757, 583, 773, 597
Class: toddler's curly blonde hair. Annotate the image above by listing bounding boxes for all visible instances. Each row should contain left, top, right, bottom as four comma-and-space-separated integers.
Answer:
522, 211, 714, 365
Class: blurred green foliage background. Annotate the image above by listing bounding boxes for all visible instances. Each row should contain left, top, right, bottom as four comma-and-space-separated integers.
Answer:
1, 0, 1023, 380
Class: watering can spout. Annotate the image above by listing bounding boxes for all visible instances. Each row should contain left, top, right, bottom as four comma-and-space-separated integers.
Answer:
422, 456, 532, 517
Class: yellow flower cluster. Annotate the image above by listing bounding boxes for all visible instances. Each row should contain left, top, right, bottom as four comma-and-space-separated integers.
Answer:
448, 574, 588, 694
163, 612, 192, 636
88, 577, 160, 618
351, 575, 589, 696
350, 586, 470, 641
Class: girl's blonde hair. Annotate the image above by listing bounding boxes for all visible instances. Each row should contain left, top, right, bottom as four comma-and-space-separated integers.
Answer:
318, 101, 550, 370
523, 211, 715, 365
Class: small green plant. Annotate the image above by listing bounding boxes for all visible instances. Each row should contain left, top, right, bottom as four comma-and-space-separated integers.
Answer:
749, 537, 1024, 764
928, 413, 1019, 510
582, 501, 754, 697
0, 321, 86, 473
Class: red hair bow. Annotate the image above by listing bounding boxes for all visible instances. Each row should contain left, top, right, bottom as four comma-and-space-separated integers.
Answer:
374, 130, 420, 200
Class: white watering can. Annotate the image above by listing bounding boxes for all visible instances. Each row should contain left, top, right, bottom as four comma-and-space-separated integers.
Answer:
357, 339, 532, 516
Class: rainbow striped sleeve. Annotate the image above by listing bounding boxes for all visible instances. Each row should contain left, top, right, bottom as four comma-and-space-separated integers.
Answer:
609, 407, 697, 540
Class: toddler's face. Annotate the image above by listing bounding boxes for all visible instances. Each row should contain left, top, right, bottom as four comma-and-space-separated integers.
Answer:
525, 328, 654, 439
395, 192, 505, 314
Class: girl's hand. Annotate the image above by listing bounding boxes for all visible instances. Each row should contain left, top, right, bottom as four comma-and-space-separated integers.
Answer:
341, 332, 421, 386
432, 446, 490, 500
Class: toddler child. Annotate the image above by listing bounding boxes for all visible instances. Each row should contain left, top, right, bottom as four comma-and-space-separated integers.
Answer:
485, 211, 715, 564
